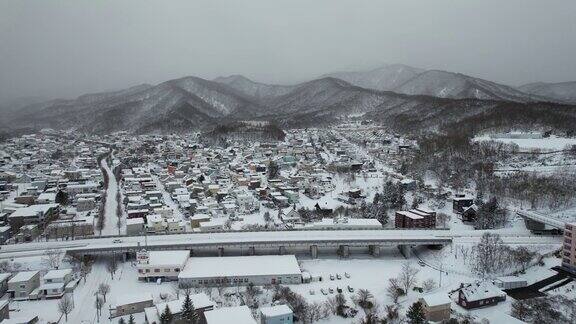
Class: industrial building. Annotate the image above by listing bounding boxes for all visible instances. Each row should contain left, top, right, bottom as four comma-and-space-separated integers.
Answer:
178, 255, 302, 287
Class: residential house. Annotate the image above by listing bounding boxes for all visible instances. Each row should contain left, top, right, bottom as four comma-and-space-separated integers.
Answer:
126, 218, 145, 235
260, 304, 293, 324
8, 270, 40, 300
111, 294, 154, 317
453, 195, 474, 214
457, 282, 506, 309
144, 293, 214, 324
419, 293, 451, 322
36, 269, 73, 298
205, 305, 257, 324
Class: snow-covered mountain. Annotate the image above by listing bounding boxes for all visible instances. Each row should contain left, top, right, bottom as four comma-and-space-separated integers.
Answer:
9, 76, 265, 133
6, 70, 575, 135
213, 75, 294, 100
519, 81, 576, 104
392, 70, 543, 102
322, 65, 560, 103
322, 64, 425, 91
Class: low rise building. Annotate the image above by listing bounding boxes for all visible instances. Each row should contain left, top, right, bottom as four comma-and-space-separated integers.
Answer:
8, 270, 40, 300
111, 294, 154, 317
260, 304, 293, 324
137, 250, 190, 281
419, 293, 451, 322
457, 282, 506, 309
144, 293, 214, 324
453, 195, 474, 214
126, 217, 145, 235
205, 305, 257, 324
395, 208, 436, 229
36, 269, 74, 298
178, 255, 302, 287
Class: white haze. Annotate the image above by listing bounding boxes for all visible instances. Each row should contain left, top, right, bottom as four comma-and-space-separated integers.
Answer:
0, 0, 575, 102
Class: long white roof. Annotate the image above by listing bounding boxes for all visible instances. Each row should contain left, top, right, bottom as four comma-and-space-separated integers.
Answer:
204, 306, 256, 324
179, 255, 301, 279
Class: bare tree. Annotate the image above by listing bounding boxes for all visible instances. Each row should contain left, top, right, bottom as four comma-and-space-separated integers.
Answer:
422, 278, 436, 292
472, 232, 510, 277
511, 246, 537, 273
43, 249, 64, 269
80, 263, 90, 283
399, 262, 419, 293
171, 282, 181, 299
98, 283, 111, 302
386, 278, 403, 303
385, 304, 400, 323
95, 295, 104, 322
324, 296, 338, 315
107, 257, 118, 279
58, 294, 74, 321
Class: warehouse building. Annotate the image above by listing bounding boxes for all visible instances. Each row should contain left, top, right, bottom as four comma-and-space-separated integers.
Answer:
178, 255, 302, 287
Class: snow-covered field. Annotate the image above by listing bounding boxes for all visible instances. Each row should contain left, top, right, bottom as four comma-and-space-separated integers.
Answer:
474, 135, 576, 151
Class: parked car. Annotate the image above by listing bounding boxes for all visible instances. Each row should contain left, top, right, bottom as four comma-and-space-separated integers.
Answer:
329, 288, 334, 294
320, 289, 328, 295
344, 272, 351, 278
336, 274, 342, 280
330, 274, 335, 280
337, 287, 342, 293
418, 260, 426, 267
112, 239, 123, 243
347, 285, 354, 293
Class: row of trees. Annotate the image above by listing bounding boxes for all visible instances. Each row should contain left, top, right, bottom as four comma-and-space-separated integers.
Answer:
512, 295, 576, 324
471, 233, 540, 277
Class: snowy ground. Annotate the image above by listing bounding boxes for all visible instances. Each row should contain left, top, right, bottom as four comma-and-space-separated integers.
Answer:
100, 156, 122, 236
474, 135, 576, 151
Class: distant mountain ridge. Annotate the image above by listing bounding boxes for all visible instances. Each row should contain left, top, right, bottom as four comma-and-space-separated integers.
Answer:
323, 64, 555, 103
322, 64, 424, 92
3, 65, 576, 135
519, 81, 576, 104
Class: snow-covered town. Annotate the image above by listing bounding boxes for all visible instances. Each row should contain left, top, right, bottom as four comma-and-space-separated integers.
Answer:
0, 125, 574, 324
2, 1, 576, 323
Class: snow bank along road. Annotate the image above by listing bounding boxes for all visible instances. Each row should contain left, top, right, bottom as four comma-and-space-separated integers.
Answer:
0, 229, 561, 258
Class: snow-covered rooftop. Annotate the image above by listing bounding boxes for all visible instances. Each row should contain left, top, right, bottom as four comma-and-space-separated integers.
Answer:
43, 268, 72, 280
420, 292, 451, 307
179, 255, 301, 279
204, 305, 257, 324
460, 281, 506, 302
9, 270, 38, 283
260, 304, 293, 317
140, 250, 190, 267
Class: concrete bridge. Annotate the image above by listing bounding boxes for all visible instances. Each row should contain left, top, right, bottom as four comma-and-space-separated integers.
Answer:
0, 229, 453, 259
516, 210, 565, 234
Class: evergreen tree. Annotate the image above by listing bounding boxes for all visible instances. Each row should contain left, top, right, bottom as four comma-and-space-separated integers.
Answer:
160, 305, 173, 324
55, 190, 69, 206
181, 293, 198, 323
128, 314, 135, 324
118, 318, 126, 324
406, 301, 426, 324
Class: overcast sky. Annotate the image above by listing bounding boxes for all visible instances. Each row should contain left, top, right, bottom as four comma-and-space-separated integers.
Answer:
1, 0, 575, 102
